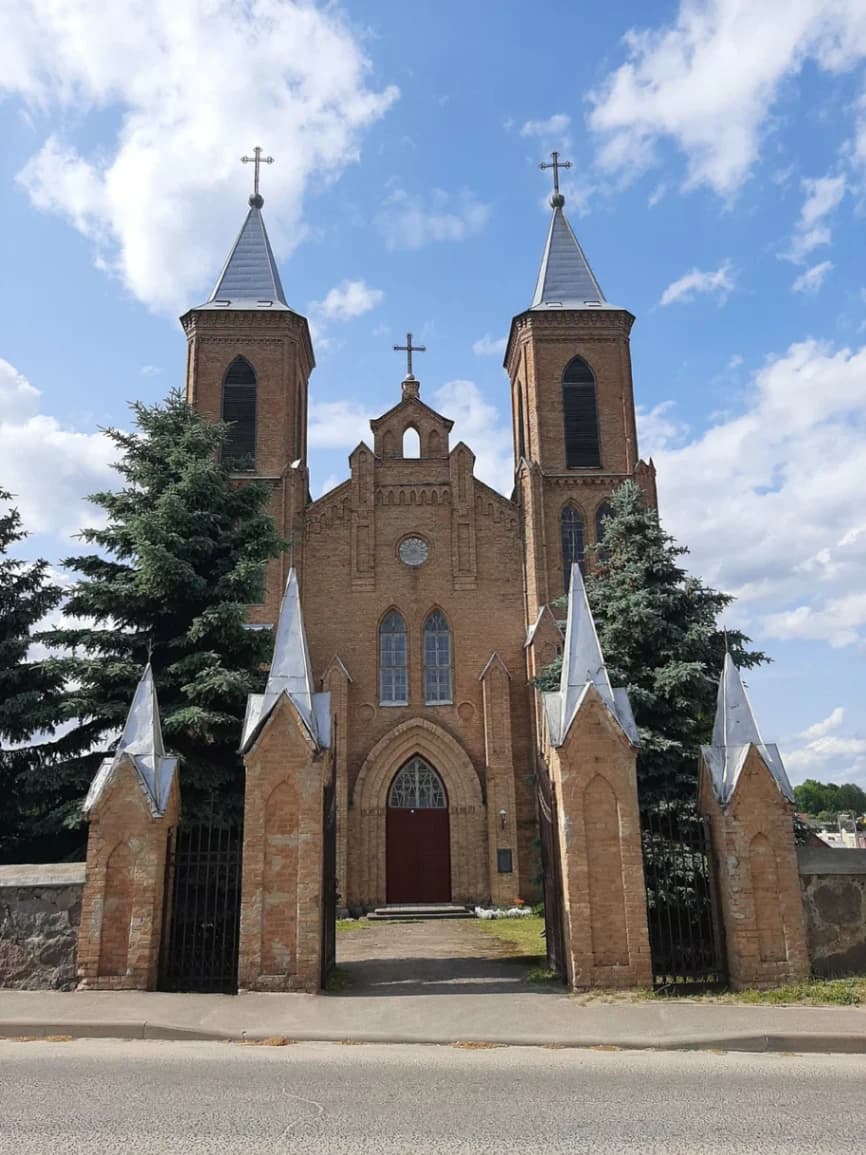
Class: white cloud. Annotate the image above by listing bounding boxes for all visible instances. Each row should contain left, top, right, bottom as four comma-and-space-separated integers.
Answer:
792, 259, 833, 294
0, 359, 116, 537
659, 261, 734, 306
650, 338, 866, 649
588, 1, 866, 195
309, 280, 384, 323
472, 335, 507, 358
433, 380, 513, 496
636, 401, 690, 457
785, 175, 846, 262
785, 725, 866, 789
378, 188, 490, 251
520, 113, 571, 139
140, 364, 161, 377
799, 707, 846, 742
307, 400, 372, 451
2, 1, 398, 314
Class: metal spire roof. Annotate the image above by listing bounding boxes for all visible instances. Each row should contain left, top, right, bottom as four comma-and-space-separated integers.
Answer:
241, 569, 330, 751
530, 202, 611, 311
702, 654, 794, 805
83, 664, 178, 817
543, 564, 638, 747
199, 205, 291, 311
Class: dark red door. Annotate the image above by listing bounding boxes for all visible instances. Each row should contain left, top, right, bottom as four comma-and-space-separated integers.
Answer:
386, 807, 451, 904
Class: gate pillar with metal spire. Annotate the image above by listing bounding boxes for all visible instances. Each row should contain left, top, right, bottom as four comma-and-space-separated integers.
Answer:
540, 564, 651, 989
699, 655, 810, 989
77, 665, 179, 990
238, 568, 333, 992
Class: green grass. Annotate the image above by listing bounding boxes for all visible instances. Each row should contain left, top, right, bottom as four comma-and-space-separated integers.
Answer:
324, 967, 351, 993
336, 918, 370, 933
723, 977, 866, 1006
475, 914, 547, 957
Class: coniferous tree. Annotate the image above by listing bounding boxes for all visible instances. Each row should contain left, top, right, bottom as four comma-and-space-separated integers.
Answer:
537, 481, 768, 802
39, 390, 285, 834
0, 491, 65, 862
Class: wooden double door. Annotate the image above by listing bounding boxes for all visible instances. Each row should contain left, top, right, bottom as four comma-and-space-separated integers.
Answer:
385, 756, 451, 904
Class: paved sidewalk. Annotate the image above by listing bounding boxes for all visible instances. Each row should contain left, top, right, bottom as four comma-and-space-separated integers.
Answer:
2, 919, 864, 1053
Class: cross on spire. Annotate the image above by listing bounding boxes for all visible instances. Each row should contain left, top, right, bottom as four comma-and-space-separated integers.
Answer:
539, 150, 572, 208
393, 332, 426, 380
242, 146, 274, 208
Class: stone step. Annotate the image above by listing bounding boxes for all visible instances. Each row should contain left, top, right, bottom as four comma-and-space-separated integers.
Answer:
366, 904, 475, 921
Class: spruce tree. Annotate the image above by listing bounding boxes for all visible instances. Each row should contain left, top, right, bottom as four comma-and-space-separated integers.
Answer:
538, 481, 768, 802
39, 390, 285, 833
0, 491, 65, 863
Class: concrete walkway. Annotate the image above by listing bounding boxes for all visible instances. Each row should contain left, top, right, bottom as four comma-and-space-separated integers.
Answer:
1, 919, 865, 1053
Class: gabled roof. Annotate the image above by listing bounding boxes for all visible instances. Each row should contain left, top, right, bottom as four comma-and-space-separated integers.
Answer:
530, 204, 614, 311
83, 664, 178, 818
701, 654, 794, 806
197, 206, 291, 311
241, 569, 330, 752
542, 564, 638, 747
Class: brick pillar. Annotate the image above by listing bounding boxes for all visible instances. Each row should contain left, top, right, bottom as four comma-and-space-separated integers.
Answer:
239, 694, 329, 992
480, 654, 520, 905
77, 759, 179, 990
700, 746, 810, 989
548, 685, 652, 989
323, 657, 351, 913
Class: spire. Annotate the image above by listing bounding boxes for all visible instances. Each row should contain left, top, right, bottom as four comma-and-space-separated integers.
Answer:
530, 204, 608, 310
241, 569, 330, 751
702, 654, 794, 805
83, 664, 178, 817
543, 564, 638, 746
202, 206, 290, 310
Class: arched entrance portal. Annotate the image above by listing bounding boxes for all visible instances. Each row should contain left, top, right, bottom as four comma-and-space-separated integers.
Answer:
386, 756, 451, 904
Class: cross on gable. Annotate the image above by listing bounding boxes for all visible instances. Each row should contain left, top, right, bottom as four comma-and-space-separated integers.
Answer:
393, 332, 426, 380
242, 146, 274, 208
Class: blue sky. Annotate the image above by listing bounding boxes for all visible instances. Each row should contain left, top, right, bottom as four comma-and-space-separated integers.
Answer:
1, 0, 865, 787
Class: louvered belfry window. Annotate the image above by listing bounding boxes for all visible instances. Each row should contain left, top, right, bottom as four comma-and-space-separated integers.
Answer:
562, 356, 601, 468
561, 505, 585, 589
222, 356, 257, 468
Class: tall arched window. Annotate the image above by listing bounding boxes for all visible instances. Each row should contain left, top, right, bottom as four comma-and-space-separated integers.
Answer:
562, 356, 601, 468
561, 505, 585, 589
516, 385, 526, 460
379, 611, 408, 705
423, 610, 452, 705
595, 502, 614, 545
222, 356, 257, 468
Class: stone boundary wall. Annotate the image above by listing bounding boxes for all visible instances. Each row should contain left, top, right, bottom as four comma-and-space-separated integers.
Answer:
0, 863, 85, 991
798, 847, 866, 977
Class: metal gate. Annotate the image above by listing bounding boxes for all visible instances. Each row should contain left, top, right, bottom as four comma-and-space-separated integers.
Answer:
160, 821, 243, 994
640, 797, 726, 990
321, 770, 337, 989
535, 759, 567, 980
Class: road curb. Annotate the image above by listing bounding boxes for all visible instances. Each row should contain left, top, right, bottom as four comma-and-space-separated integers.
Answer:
1, 1021, 865, 1053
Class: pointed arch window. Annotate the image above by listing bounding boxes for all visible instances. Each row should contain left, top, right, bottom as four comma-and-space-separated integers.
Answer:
562, 356, 601, 468
379, 611, 408, 705
424, 610, 452, 705
389, 757, 447, 809
222, 356, 257, 469
561, 505, 585, 589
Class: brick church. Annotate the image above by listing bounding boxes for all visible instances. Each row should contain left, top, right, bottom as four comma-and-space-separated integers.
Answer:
76, 154, 811, 995
180, 154, 656, 913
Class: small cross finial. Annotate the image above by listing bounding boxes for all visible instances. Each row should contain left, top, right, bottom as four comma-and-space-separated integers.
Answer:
393, 331, 426, 382
539, 150, 572, 208
241, 146, 274, 208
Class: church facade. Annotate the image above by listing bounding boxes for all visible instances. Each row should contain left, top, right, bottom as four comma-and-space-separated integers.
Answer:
179, 165, 657, 912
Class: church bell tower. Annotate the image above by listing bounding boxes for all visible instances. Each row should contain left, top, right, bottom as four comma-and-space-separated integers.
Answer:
506, 152, 656, 617
180, 149, 314, 624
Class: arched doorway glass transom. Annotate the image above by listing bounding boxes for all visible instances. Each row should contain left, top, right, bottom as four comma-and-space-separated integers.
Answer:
386, 756, 451, 904
388, 756, 447, 809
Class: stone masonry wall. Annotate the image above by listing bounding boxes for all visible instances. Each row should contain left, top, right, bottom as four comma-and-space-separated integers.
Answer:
0, 864, 85, 991
798, 846, 866, 977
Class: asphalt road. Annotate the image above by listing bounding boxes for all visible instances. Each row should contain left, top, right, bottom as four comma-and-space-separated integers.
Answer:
1, 1039, 864, 1154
